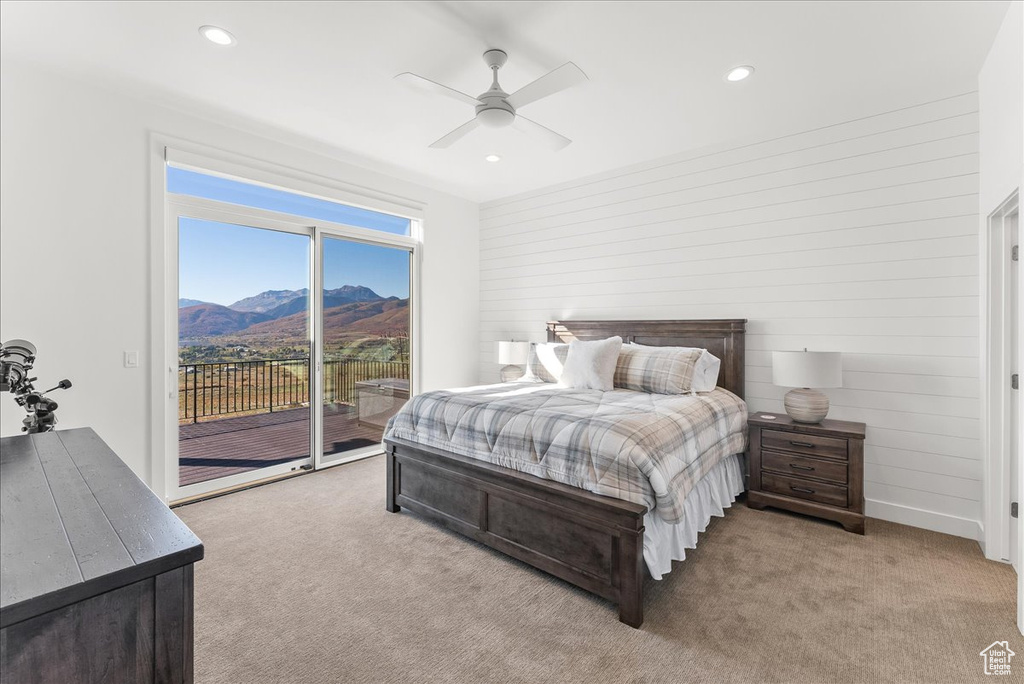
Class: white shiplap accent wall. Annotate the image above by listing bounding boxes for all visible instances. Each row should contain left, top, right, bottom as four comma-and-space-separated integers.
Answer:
478, 93, 981, 540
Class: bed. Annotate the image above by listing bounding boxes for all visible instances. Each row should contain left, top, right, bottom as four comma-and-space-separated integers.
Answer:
383, 319, 747, 627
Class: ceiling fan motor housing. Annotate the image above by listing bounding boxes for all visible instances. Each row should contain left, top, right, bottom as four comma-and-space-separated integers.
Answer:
476, 49, 515, 127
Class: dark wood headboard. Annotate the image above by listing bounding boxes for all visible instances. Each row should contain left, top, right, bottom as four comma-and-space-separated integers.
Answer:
546, 319, 747, 399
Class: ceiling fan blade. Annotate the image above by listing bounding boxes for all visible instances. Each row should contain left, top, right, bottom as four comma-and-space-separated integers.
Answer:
395, 72, 481, 106
511, 115, 571, 151
506, 62, 588, 110
429, 118, 482, 149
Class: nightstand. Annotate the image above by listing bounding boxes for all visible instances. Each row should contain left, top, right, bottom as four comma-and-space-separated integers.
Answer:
747, 412, 866, 534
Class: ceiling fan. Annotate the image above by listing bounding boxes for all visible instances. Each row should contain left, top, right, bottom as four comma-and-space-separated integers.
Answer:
396, 49, 588, 151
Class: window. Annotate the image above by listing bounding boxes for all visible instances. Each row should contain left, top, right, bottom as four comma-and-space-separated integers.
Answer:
167, 166, 412, 236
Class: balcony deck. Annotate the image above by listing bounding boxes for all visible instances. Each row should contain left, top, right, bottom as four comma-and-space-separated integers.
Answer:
178, 406, 383, 487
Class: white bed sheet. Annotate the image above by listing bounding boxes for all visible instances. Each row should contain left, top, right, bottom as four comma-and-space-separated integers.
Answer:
644, 452, 745, 580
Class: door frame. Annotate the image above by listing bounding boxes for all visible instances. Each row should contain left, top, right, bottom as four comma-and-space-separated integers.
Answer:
982, 190, 1020, 565
150, 137, 423, 503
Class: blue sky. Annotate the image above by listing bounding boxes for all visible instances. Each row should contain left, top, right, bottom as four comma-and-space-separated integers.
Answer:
168, 166, 410, 235
324, 238, 410, 299
173, 168, 410, 306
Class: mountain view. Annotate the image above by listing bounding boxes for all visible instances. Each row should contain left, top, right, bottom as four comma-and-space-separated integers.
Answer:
178, 285, 409, 363
228, 289, 307, 314
179, 303, 273, 337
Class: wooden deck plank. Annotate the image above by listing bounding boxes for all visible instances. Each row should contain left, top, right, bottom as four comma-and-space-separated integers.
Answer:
177, 407, 384, 487
178, 409, 308, 440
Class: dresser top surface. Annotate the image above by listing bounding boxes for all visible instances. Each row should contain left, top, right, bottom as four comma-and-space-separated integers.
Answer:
748, 412, 866, 438
0, 428, 203, 627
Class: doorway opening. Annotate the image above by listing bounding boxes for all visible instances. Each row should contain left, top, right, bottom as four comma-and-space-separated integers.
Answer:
983, 190, 1020, 572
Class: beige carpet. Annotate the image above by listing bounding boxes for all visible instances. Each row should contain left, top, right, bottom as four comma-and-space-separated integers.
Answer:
176, 455, 1019, 684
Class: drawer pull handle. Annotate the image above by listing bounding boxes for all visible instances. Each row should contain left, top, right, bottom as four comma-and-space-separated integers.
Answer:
790, 441, 815, 448
789, 464, 815, 471
790, 486, 816, 494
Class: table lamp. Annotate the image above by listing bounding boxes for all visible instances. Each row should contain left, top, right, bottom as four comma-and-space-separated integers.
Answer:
772, 350, 842, 423
497, 341, 530, 382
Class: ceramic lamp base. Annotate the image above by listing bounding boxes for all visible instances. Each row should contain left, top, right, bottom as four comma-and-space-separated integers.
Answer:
784, 388, 830, 423
500, 365, 525, 382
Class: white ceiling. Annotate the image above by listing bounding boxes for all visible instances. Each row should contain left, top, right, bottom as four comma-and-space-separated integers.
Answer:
0, 1, 1010, 203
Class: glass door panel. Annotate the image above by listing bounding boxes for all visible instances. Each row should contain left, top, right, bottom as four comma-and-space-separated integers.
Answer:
178, 217, 313, 489
320, 236, 411, 465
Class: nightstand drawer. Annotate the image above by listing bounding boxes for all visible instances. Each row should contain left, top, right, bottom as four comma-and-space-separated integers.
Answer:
762, 472, 848, 508
762, 429, 847, 460
762, 450, 848, 484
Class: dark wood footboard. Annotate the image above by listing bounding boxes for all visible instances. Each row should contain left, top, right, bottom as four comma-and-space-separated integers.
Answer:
384, 437, 648, 627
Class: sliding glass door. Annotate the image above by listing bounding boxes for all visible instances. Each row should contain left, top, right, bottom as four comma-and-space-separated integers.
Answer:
171, 205, 416, 500
318, 237, 412, 466
177, 215, 314, 491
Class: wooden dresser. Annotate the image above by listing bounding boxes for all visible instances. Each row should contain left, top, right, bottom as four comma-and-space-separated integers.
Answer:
746, 412, 866, 534
0, 428, 204, 683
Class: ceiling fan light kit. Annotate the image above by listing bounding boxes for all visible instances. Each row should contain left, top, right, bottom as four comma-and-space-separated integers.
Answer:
396, 48, 588, 151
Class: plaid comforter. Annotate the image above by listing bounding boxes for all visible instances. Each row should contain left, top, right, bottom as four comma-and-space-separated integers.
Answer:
384, 383, 748, 523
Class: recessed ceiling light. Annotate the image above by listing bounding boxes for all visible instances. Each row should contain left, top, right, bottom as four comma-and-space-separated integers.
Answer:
725, 65, 754, 82
485, 154, 501, 163
199, 25, 236, 46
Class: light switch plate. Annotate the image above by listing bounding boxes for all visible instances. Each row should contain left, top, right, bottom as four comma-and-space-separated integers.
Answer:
124, 351, 139, 368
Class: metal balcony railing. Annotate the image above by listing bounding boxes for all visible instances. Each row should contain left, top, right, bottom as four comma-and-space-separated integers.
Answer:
178, 358, 409, 424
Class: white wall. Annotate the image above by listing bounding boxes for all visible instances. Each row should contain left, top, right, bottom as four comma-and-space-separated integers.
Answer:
0, 61, 480, 487
480, 92, 983, 540
979, 1, 1023, 216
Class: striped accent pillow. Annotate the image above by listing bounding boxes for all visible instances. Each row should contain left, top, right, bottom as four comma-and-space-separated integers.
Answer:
526, 343, 569, 383
613, 345, 704, 394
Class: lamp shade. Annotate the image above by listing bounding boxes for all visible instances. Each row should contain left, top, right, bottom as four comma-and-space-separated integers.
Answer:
772, 351, 842, 388
497, 341, 530, 365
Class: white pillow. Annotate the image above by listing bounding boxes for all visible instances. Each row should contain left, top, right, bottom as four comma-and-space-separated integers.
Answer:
559, 336, 623, 391
691, 350, 722, 392
628, 343, 721, 392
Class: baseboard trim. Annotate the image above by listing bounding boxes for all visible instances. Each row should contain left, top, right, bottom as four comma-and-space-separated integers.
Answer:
866, 498, 982, 542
